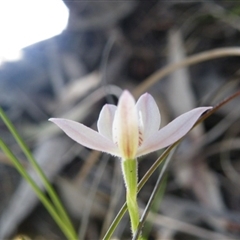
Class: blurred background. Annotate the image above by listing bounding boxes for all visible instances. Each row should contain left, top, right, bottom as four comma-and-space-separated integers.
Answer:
1, 1, 240, 239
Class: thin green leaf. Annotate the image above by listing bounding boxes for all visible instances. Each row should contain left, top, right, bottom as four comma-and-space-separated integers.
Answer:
0, 138, 76, 240
0, 108, 77, 238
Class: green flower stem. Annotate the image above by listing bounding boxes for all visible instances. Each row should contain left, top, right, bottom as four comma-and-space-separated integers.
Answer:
122, 159, 140, 236
103, 144, 176, 240
0, 108, 76, 238
0, 138, 76, 240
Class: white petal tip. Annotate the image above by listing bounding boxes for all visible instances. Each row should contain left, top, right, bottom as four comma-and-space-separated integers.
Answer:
49, 118, 64, 123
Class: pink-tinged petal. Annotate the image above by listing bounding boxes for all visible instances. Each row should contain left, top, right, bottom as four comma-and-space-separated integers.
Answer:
113, 90, 139, 159
97, 104, 116, 140
137, 107, 212, 157
136, 93, 161, 141
49, 118, 120, 156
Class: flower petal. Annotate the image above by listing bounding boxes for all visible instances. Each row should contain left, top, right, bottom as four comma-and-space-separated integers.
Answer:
113, 90, 139, 159
137, 107, 212, 157
136, 93, 161, 141
97, 104, 116, 140
49, 118, 120, 156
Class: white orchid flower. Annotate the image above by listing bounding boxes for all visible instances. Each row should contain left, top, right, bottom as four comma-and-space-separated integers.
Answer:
49, 90, 211, 160
50, 90, 212, 237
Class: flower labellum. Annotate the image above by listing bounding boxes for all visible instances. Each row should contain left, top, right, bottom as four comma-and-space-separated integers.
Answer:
49, 90, 212, 159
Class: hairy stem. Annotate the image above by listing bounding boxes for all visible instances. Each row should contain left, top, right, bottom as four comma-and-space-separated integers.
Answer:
122, 159, 140, 236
